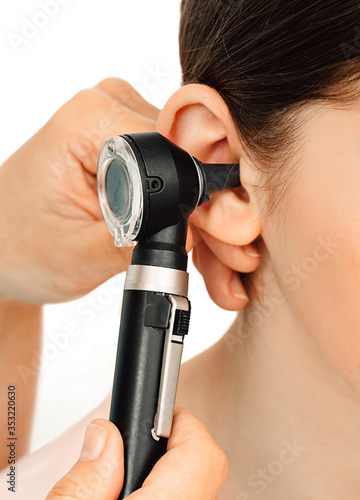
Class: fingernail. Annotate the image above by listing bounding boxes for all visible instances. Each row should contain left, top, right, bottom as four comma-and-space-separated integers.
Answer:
243, 244, 261, 258
79, 423, 108, 461
230, 273, 249, 301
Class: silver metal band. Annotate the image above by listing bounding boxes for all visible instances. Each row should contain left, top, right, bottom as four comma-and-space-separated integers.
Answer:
191, 156, 204, 208
124, 264, 189, 297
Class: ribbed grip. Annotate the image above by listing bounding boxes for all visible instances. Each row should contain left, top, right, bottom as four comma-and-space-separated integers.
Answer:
174, 309, 191, 335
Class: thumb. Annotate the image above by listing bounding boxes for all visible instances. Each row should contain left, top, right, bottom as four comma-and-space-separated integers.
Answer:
46, 419, 124, 500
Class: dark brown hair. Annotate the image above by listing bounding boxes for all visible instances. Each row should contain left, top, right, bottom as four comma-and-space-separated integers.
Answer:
179, 0, 360, 301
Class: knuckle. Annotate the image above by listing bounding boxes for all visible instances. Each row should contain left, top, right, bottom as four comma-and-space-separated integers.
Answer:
95, 77, 130, 94
46, 463, 104, 499
71, 88, 95, 106
214, 445, 229, 481
200, 438, 229, 485
70, 88, 109, 112
46, 478, 80, 499
95, 77, 147, 111
48, 88, 109, 134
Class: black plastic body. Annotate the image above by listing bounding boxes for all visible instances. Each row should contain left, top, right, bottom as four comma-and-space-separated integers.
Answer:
132, 219, 188, 271
201, 162, 240, 195
123, 132, 200, 241
110, 220, 189, 498
121, 133, 241, 244
110, 289, 169, 499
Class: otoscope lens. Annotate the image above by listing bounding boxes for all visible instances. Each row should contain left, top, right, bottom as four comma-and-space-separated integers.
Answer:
97, 136, 144, 247
105, 158, 131, 220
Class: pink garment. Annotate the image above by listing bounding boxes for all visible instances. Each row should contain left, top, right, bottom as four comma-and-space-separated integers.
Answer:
0, 393, 111, 499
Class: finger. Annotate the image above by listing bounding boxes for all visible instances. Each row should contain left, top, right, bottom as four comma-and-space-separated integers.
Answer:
192, 235, 250, 311
54, 89, 157, 176
87, 222, 134, 276
128, 406, 228, 500
45, 418, 124, 500
69, 102, 155, 175
196, 226, 260, 273
59, 221, 134, 298
94, 78, 159, 121
71, 219, 193, 293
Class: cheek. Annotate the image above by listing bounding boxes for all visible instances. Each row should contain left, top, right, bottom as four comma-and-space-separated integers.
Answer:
263, 159, 360, 392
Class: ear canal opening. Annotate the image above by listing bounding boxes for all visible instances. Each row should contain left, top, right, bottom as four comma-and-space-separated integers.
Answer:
232, 185, 250, 203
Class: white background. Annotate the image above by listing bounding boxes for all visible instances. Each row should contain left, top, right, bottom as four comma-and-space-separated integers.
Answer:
0, 0, 236, 452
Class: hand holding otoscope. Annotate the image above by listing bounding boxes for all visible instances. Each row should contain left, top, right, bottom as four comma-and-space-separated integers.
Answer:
97, 131, 240, 498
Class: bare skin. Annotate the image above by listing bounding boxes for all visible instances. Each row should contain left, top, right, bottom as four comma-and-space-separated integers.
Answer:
170, 88, 360, 499
176, 286, 360, 499
0, 301, 41, 468
3, 78, 360, 499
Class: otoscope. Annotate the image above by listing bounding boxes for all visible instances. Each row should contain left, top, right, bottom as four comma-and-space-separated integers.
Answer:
97, 131, 240, 498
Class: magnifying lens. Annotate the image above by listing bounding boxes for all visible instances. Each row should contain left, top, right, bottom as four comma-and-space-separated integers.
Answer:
97, 131, 240, 499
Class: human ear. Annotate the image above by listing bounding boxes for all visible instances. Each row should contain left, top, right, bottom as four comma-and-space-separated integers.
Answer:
156, 83, 262, 247
156, 84, 263, 310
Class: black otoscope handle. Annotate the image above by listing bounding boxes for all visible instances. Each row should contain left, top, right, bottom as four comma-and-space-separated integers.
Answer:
109, 276, 190, 498
110, 220, 190, 498
110, 288, 167, 498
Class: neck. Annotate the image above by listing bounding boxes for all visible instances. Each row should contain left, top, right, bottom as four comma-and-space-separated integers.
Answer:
202, 265, 360, 499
